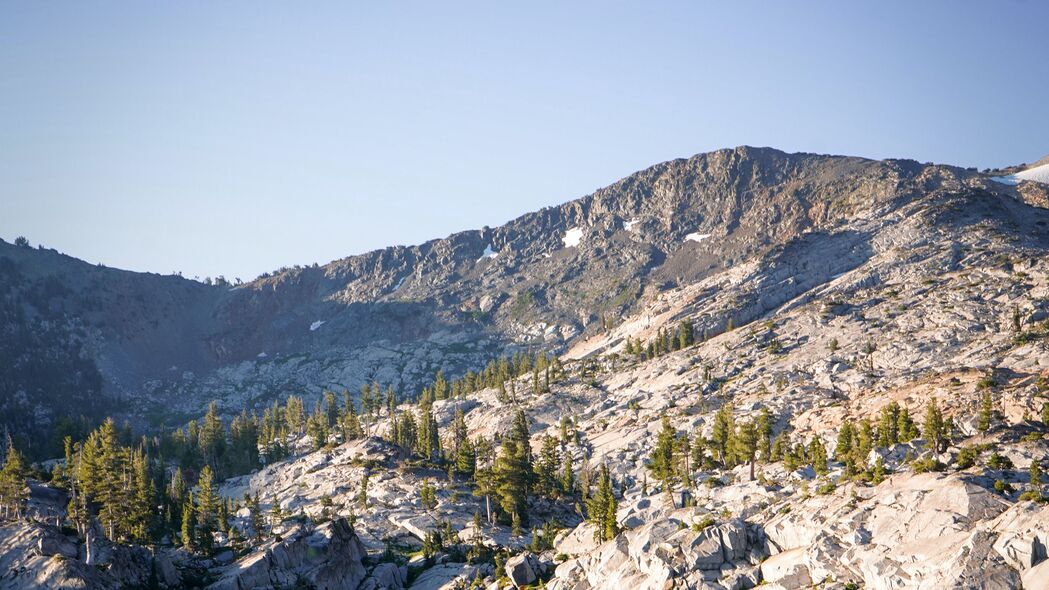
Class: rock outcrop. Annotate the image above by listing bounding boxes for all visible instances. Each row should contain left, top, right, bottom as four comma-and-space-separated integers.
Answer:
208, 518, 369, 590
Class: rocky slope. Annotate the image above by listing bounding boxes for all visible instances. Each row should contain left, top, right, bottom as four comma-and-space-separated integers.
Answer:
3, 145, 1049, 589
5, 147, 1034, 449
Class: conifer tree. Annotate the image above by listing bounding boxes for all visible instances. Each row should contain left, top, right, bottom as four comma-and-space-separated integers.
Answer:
181, 493, 196, 551
561, 451, 575, 498
809, 437, 828, 475
735, 419, 759, 480
756, 407, 773, 462
897, 406, 919, 442
0, 446, 28, 520
456, 437, 477, 479
648, 416, 676, 491
977, 390, 993, 433
923, 400, 947, 453
196, 465, 218, 555
585, 463, 618, 541
711, 405, 735, 464
835, 420, 855, 460
494, 438, 530, 526
535, 436, 561, 498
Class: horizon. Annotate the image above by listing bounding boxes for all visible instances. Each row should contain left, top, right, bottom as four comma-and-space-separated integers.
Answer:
3, 1, 1048, 280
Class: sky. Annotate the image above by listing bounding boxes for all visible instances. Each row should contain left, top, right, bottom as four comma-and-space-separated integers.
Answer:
2, 1, 1048, 281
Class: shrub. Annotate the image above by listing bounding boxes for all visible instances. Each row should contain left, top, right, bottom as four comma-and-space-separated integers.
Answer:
911, 457, 946, 473
692, 515, 717, 531
988, 452, 1014, 471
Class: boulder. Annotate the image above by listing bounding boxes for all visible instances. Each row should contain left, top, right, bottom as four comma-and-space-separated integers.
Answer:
35, 532, 77, 558
760, 547, 811, 589
208, 518, 368, 590
505, 552, 540, 588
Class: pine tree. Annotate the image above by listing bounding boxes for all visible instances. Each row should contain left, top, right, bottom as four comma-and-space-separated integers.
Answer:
95, 418, 128, 540
923, 400, 947, 453
357, 470, 369, 509
129, 450, 155, 543
877, 403, 900, 447
584, 464, 618, 541
199, 402, 226, 471
181, 493, 196, 551
0, 446, 28, 520
535, 436, 561, 499
711, 405, 735, 465
247, 493, 265, 542
196, 465, 218, 555
735, 419, 759, 480
494, 438, 530, 526
456, 437, 477, 479
756, 407, 773, 462
977, 390, 994, 433
648, 416, 676, 491
835, 420, 855, 460
561, 451, 575, 497
897, 406, 919, 442
809, 437, 828, 475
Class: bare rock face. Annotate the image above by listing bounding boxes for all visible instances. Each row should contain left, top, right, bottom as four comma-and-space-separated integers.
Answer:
208, 518, 368, 590
0, 522, 111, 590
505, 552, 541, 588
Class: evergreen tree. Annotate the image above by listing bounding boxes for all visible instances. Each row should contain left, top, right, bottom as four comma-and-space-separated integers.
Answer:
977, 390, 994, 433
923, 400, 947, 453
0, 446, 28, 520
809, 437, 828, 475
561, 451, 575, 498
835, 420, 855, 460
584, 464, 618, 541
735, 419, 759, 480
196, 465, 218, 555
897, 406, 919, 442
711, 405, 735, 464
181, 493, 196, 551
493, 438, 530, 526
456, 437, 477, 479
535, 435, 561, 499
648, 416, 676, 491
756, 407, 773, 462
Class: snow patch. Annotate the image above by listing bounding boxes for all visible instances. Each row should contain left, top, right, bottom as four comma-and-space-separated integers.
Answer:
477, 244, 498, 261
563, 227, 584, 248
392, 276, 406, 292
257, 352, 268, 359
623, 218, 639, 231
991, 162, 1049, 186
685, 232, 712, 244
309, 320, 325, 332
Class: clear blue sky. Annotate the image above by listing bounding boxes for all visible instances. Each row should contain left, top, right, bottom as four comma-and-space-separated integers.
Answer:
2, 1, 1047, 281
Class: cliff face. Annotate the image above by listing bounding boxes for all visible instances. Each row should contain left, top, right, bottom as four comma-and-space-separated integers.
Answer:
2, 146, 1040, 451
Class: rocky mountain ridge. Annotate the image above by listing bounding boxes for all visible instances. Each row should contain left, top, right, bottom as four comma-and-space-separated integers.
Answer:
5, 146, 1025, 453
3, 145, 1049, 589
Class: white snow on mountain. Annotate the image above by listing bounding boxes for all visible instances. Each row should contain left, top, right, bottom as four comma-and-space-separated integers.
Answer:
477, 244, 498, 261
624, 218, 639, 231
685, 232, 712, 243
310, 320, 325, 332
563, 227, 584, 248
991, 162, 1049, 185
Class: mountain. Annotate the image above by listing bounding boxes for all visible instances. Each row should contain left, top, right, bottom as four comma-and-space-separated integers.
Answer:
3, 145, 1049, 589
3, 146, 1046, 455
